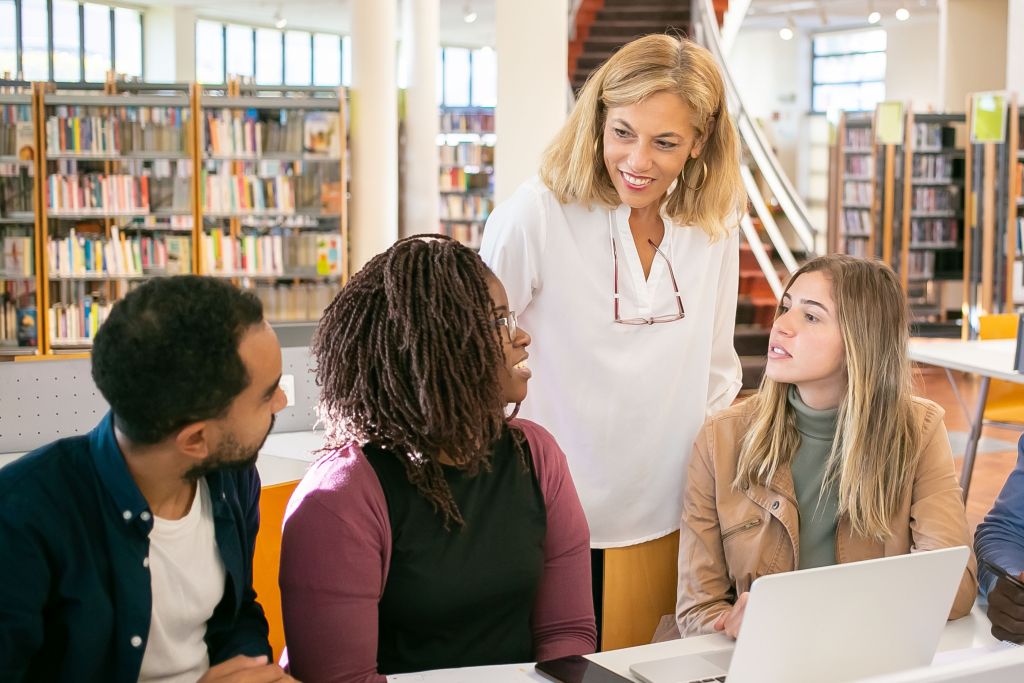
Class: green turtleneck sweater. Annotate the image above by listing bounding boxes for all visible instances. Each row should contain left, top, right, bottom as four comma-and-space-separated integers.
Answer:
789, 387, 841, 570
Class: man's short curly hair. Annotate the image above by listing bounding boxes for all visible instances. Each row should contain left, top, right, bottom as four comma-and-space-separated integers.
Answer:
91, 275, 265, 444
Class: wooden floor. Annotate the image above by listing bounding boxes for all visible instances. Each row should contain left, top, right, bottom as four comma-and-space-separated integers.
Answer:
916, 365, 1021, 532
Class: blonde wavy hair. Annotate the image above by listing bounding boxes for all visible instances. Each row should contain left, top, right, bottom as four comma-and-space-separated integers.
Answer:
540, 34, 745, 240
733, 255, 919, 541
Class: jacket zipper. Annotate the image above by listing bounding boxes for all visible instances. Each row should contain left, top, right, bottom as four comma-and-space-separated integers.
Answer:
721, 518, 763, 541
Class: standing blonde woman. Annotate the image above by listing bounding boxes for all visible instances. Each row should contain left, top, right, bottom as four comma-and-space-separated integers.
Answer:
676, 255, 977, 638
480, 34, 746, 647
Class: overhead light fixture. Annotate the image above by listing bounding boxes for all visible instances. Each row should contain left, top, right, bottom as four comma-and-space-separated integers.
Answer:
463, 4, 477, 23
895, 7, 910, 20
779, 15, 795, 40
273, 10, 287, 29
868, 11, 881, 23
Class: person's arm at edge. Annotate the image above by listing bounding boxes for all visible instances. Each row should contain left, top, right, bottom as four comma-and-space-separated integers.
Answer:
705, 226, 743, 415
677, 423, 735, 636
517, 420, 597, 661
907, 408, 978, 619
279, 452, 389, 683
975, 436, 1024, 595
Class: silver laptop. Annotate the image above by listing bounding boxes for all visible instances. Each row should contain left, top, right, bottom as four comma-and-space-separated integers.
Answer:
630, 547, 970, 683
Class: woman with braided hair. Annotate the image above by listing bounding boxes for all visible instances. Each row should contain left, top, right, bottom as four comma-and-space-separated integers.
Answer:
278, 235, 596, 682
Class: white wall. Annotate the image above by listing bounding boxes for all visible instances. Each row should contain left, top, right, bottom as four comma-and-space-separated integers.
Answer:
939, 0, 1007, 111
884, 17, 941, 111
1008, 0, 1024, 94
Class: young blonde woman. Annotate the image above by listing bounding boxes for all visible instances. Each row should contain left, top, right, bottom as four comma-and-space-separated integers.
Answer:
676, 255, 977, 638
481, 34, 746, 647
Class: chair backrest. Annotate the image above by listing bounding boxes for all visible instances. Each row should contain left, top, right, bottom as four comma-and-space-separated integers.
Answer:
978, 313, 1020, 340
977, 314, 1024, 425
253, 479, 300, 660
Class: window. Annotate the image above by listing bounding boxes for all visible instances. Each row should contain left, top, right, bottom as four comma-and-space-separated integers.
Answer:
83, 2, 111, 82
437, 46, 497, 108
195, 20, 224, 84
113, 7, 142, 78
255, 28, 282, 85
470, 47, 496, 107
443, 47, 471, 107
313, 33, 340, 86
226, 25, 254, 79
2, 2, 141, 83
284, 30, 311, 86
0, 1, 14, 78
811, 29, 886, 114
341, 35, 351, 87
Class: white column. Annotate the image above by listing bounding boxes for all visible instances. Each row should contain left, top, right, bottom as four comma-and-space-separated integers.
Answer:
938, 0, 1007, 111
143, 7, 196, 83
350, 0, 399, 269
399, 0, 440, 238
1007, 0, 1024, 94
495, 0, 568, 203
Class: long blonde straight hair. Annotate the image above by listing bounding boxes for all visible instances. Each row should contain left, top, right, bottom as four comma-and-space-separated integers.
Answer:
734, 255, 919, 541
539, 34, 745, 240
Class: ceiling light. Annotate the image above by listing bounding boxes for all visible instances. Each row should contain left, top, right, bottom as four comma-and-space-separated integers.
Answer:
779, 26, 794, 40
273, 11, 287, 29
463, 4, 477, 23
867, 11, 881, 23
895, 7, 910, 20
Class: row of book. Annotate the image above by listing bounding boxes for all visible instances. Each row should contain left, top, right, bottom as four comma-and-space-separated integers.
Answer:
843, 127, 872, 150
440, 194, 492, 222
908, 251, 936, 279
2, 236, 33, 277
439, 111, 494, 134
200, 229, 343, 277
1, 278, 37, 346
1, 105, 33, 160
446, 222, 483, 250
844, 155, 872, 177
439, 142, 494, 167
439, 167, 492, 193
201, 173, 297, 214
912, 186, 960, 213
203, 110, 341, 157
46, 108, 190, 156
842, 181, 871, 206
910, 218, 958, 246
48, 296, 112, 345
841, 238, 869, 258
250, 281, 339, 322
842, 209, 872, 237
912, 123, 953, 150
46, 174, 151, 214
911, 154, 953, 180
47, 227, 191, 277
1, 175, 33, 214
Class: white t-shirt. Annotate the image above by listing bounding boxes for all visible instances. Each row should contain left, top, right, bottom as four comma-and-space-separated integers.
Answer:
139, 478, 227, 683
480, 177, 742, 547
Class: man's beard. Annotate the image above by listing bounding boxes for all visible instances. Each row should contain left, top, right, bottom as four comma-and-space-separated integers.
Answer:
185, 415, 275, 481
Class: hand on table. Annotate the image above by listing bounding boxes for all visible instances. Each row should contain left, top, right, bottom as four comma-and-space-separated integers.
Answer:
713, 592, 749, 640
988, 572, 1024, 644
198, 655, 300, 682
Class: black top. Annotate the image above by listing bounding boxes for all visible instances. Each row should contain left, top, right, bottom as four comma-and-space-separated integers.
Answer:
0, 413, 271, 683
364, 428, 548, 675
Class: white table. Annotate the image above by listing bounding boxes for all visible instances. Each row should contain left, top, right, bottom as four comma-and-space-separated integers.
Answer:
909, 339, 1024, 498
387, 605, 1000, 682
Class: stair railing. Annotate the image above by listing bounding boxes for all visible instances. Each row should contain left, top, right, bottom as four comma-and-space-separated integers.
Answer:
691, 0, 819, 282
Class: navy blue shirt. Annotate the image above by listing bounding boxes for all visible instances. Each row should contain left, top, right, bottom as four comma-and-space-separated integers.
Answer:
0, 413, 271, 682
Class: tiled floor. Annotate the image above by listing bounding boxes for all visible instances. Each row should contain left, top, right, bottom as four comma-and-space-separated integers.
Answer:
916, 366, 1022, 533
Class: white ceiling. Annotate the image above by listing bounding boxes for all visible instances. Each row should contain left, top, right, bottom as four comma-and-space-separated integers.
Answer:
744, 0, 939, 30
130, 0, 497, 47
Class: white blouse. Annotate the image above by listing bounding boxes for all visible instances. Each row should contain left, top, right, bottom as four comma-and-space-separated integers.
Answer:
480, 177, 742, 548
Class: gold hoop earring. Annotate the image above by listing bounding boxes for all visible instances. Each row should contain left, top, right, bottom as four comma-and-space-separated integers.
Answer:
682, 158, 708, 192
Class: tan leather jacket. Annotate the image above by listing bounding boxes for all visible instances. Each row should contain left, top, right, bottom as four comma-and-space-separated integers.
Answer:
676, 396, 978, 637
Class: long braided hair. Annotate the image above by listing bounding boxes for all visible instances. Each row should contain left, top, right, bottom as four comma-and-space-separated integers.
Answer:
313, 234, 518, 527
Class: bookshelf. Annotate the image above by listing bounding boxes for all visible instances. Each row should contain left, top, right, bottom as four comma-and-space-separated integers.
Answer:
196, 84, 348, 324
0, 87, 41, 357
1, 81, 350, 359
830, 111, 875, 259
438, 105, 494, 249
961, 92, 1019, 338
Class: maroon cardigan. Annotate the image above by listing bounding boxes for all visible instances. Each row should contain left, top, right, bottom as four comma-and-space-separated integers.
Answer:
278, 419, 597, 682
